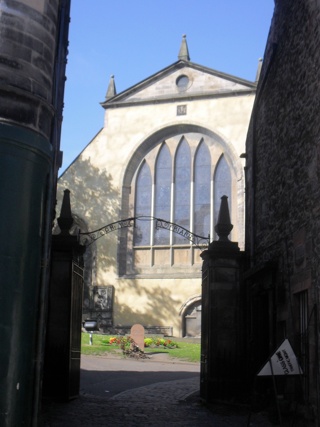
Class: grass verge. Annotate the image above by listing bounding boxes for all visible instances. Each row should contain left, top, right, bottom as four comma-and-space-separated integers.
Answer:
81, 333, 200, 363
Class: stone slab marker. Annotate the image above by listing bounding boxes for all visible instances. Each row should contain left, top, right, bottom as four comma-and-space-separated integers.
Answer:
130, 324, 145, 352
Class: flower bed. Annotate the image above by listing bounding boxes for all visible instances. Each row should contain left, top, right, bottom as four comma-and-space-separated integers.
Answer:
107, 336, 179, 349
144, 337, 178, 348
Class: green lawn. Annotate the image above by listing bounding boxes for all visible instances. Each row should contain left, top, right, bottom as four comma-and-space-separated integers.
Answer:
81, 333, 121, 356
81, 333, 200, 363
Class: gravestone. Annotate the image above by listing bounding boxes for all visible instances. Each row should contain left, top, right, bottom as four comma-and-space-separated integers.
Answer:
130, 324, 145, 352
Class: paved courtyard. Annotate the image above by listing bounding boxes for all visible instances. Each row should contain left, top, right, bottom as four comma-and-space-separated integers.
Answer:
40, 353, 277, 426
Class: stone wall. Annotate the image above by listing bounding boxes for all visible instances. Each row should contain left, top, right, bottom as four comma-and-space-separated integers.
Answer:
0, 0, 61, 138
245, 0, 320, 420
247, 0, 320, 258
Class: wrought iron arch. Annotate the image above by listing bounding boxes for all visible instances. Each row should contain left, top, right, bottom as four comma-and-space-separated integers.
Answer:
79, 216, 210, 249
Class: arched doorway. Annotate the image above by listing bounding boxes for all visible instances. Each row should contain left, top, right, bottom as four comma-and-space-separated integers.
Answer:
181, 297, 202, 337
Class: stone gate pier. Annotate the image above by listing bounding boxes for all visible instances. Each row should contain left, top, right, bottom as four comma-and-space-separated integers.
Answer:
200, 196, 247, 402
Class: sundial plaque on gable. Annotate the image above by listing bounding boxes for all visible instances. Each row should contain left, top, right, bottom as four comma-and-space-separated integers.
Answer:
177, 105, 187, 115
130, 324, 145, 352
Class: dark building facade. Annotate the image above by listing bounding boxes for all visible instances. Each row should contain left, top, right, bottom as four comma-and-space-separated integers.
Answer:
0, 1, 70, 425
245, 0, 320, 422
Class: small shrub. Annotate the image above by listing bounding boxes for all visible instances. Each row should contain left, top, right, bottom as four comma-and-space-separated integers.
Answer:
109, 336, 134, 350
143, 337, 178, 348
108, 336, 179, 350
144, 338, 154, 347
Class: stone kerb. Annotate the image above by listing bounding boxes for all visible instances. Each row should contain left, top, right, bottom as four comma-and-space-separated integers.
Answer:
130, 324, 145, 352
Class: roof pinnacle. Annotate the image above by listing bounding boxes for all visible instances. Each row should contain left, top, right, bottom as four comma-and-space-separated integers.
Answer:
105, 74, 116, 99
178, 34, 190, 61
255, 58, 263, 82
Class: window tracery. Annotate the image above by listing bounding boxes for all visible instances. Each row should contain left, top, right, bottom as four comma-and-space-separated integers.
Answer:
133, 135, 232, 249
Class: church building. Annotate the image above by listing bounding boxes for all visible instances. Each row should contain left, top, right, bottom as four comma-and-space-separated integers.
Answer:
57, 36, 257, 337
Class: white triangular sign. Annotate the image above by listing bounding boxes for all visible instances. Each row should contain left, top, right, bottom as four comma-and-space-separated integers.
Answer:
257, 339, 303, 376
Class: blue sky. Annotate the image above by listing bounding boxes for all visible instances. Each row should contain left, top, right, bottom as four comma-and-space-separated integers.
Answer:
60, 0, 275, 173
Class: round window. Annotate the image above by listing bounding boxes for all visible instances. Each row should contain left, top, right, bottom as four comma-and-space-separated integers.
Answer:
176, 75, 189, 91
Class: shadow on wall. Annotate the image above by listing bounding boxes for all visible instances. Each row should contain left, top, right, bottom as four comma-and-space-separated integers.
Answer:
57, 156, 120, 245
56, 158, 121, 293
113, 277, 181, 328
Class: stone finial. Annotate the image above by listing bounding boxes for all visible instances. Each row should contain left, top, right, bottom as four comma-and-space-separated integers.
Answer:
214, 195, 233, 241
178, 34, 190, 61
105, 74, 116, 99
57, 189, 74, 234
255, 58, 263, 82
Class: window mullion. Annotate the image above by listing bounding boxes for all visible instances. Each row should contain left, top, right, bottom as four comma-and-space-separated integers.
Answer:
190, 180, 194, 244
170, 181, 174, 266
170, 181, 174, 245
210, 178, 214, 241
150, 182, 155, 246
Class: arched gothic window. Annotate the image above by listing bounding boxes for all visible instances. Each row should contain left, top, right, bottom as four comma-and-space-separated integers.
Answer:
194, 141, 210, 238
129, 132, 237, 274
134, 161, 152, 246
133, 135, 233, 251
154, 144, 172, 245
174, 138, 191, 243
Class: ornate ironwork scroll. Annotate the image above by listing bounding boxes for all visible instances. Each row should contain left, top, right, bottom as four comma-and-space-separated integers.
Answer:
79, 217, 135, 245
79, 216, 209, 249
155, 218, 209, 247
